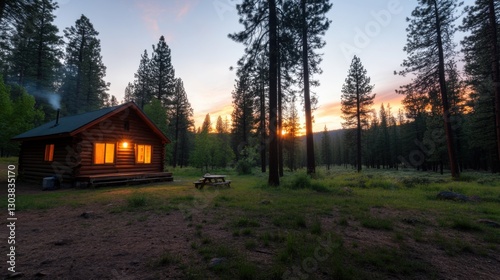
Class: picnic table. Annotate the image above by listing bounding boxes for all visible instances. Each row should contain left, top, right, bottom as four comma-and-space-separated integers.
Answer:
194, 174, 231, 189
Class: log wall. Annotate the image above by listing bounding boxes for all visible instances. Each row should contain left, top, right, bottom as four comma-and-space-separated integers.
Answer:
18, 107, 167, 184
76, 108, 165, 176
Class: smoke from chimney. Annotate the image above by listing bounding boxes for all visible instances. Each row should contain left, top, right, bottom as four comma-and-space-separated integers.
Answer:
22, 83, 61, 110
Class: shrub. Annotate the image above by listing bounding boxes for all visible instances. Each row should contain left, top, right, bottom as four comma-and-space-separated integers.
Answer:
236, 159, 253, 175
127, 193, 147, 208
282, 172, 330, 192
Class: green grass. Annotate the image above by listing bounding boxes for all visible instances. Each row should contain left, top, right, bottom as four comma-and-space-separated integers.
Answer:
7, 166, 500, 279
127, 192, 148, 208
361, 217, 394, 231
150, 250, 181, 267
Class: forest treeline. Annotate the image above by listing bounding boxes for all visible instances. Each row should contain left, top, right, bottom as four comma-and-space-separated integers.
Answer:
0, 0, 499, 184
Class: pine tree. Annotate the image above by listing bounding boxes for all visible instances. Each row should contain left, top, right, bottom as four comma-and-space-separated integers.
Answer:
192, 114, 213, 171
133, 50, 152, 109
231, 76, 255, 161
108, 95, 118, 106
461, 0, 500, 170
321, 125, 332, 170
297, 0, 332, 175
230, 0, 279, 184
0, 0, 32, 71
267, 0, 279, 185
6, 0, 62, 121
214, 115, 235, 168
379, 104, 391, 168
61, 15, 109, 114
124, 82, 134, 102
341, 56, 375, 172
143, 98, 169, 163
8, 0, 62, 89
283, 97, 301, 171
397, 0, 462, 178
150, 36, 175, 106
168, 78, 194, 168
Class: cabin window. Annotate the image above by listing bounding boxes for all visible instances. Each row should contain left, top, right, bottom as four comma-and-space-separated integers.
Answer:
94, 143, 115, 164
136, 144, 152, 164
124, 121, 130, 131
44, 144, 54, 161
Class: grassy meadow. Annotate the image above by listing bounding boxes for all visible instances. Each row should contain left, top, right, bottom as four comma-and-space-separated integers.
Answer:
2, 165, 500, 279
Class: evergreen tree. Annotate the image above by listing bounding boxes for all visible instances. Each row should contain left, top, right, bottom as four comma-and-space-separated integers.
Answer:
290, 0, 332, 175
379, 104, 391, 168
0, 0, 32, 71
214, 115, 235, 168
108, 95, 118, 106
143, 98, 169, 163
192, 114, 213, 171
6, 0, 62, 121
150, 36, 175, 106
461, 0, 500, 170
61, 15, 109, 114
321, 125, 332, 170
133, 50, 152, 109
7, 0, 62, 90
168, 78, 194, 168
124, 82, 134, 102
283, 97, 301, 171
341, 56, 375, 172
397, 0, 462, 178
231, 76, 255, 161
230, 0, 279, 184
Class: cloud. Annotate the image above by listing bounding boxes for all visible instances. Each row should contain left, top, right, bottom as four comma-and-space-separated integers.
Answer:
135, 0, 198, 38
176, 1, 196, 20
136, 1, 165, 35
315, 101, 342, 119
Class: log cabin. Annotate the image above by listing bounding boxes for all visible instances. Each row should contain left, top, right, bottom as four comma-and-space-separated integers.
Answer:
12, 101, 173, 187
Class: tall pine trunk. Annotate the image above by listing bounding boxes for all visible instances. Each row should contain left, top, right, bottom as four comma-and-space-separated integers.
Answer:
260, 78, 266, 173
488, 0, 500, 168
356, 83, 362, 172
173, 109, 180, 168
302, 0, 315, 175
75, 30, 86, 114
278, 56, 284, 177
268, 0, 279, 186
433, 0, 459, 178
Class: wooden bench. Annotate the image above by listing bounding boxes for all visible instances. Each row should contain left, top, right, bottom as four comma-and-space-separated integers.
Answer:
77, 172, 173, 188
194, 181, 231, 189
212, 180, 231, 187
194, 180, 204, 189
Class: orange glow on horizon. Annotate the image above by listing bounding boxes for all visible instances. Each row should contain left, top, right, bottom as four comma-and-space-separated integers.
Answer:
193, 92, 406, 135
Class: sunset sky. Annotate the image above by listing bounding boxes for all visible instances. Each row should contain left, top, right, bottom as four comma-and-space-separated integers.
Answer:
52, 0, 473, 132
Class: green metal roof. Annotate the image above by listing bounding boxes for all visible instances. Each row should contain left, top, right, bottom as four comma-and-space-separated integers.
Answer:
12, 104, 125, 140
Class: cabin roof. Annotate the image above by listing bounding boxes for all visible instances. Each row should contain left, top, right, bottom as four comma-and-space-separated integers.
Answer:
12, 102, 170, 143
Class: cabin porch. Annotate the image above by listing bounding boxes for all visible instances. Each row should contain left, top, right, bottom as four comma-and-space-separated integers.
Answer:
75, 171, 173, 188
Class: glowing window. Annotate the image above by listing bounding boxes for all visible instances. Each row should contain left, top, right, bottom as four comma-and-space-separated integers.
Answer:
44, 144, 54, 161
136, 144, 152, 164
94, 143, 115, 164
